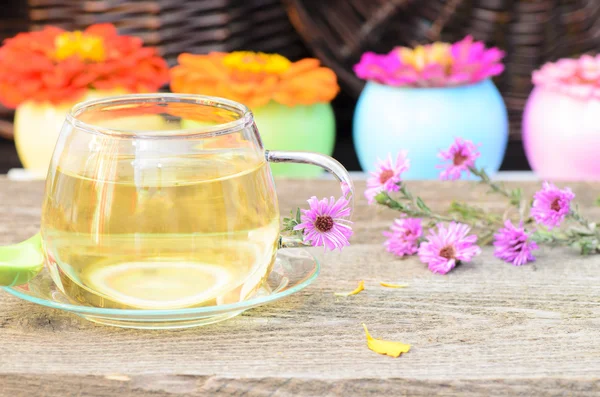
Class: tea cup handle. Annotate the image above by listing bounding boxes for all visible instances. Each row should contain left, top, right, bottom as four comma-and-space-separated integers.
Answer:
265, 150, 354, 248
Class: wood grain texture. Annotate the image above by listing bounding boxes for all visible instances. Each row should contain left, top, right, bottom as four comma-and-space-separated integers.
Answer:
0, 178, 599, 396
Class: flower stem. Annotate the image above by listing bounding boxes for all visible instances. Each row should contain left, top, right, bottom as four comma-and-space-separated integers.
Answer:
568, 206, 600, 242
530, 229, 572, 244
375, 190, 455, 223
469, 166, 512, 199
469, 166, 527, 219
448, 201, 502, 227
569, 208, 594, 229
478, 229, 496, 246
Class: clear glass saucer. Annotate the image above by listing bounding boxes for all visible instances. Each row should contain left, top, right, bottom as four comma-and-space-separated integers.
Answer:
3, 248, 319, 329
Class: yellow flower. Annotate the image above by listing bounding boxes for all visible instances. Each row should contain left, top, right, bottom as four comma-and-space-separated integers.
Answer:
54, 31, 105, 62
362, 324, 411, 358
334, 280, 364, 296
222, 51, 291, 75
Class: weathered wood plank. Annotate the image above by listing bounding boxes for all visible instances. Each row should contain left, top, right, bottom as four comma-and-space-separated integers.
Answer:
0, 178, 599, 396
1, 374, 600, 396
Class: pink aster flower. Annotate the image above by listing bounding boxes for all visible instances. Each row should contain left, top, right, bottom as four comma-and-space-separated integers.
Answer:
493, 220, 538, 266
364, 151, 410, 204
294, 196, 353, 251
418, 222, 481, 274
383, 217, 422, 257
437, 137, 480, 180
341, 181, 352, 198
530, 182, 575, 229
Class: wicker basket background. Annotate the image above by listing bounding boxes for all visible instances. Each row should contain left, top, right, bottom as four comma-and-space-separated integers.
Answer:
2, 0, 597, 170
284, 0, 600, 139
27, 0, 307, 64
0, 0, 309, 140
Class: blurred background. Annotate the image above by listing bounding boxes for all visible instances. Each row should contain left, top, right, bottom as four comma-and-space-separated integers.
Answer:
2, 0, 600, 175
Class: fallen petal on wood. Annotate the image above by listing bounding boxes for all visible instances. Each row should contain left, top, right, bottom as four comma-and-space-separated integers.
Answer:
362, 324, 411, 358
379, 282, 409, 288
334, 280, 364, 296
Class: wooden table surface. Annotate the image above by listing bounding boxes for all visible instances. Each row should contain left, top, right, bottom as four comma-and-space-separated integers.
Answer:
1, 178, 599, 396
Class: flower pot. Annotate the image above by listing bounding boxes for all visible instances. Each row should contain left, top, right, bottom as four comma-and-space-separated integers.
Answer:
13, 89, 173, 177
253, 101, 335, 178
353, 79, 509, 179
14, 90, 125, 176
523, 87, 600, 180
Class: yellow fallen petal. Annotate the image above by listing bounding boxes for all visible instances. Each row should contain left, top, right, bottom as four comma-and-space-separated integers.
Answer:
362, 324, 411, 358
379, 282, 409, 289
334, 280, 364, 296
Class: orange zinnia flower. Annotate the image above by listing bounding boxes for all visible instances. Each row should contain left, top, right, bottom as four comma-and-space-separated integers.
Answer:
0, 24, 169, 108
170, 51, 339, 108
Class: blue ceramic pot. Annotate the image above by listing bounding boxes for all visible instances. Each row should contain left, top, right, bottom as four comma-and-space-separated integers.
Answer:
353, 79, 509, 179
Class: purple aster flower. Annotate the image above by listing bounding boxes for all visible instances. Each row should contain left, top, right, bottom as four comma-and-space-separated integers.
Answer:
294, 196, 353, 251
493, 220, 538, 266
530, 182, 575, 229
437, 138, 480, 180
365, 151, 410, 204
418, 222, 481, 274
383, 217, 422, 257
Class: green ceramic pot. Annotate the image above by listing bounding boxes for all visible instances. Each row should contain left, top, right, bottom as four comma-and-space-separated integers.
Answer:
252, 101, 336, 178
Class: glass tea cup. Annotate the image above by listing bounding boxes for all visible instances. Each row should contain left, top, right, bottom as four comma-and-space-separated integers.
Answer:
38, 94, 353, 310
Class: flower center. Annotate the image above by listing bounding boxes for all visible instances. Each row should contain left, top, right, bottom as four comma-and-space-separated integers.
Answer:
398, 42, 452, 71
439, 245, 456, 260
550, 198, 561, 212
223, 51, 291, 75
314, 215, 334, 233
54, 31, 105, 62
453, 153, 468, 166
379, 169, 394, 184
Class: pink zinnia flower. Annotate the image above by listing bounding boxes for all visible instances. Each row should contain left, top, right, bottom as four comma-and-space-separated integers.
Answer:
364, 152, 410, 204
449, 36, 505, 85
532, 54, 600, 99
294, 196, 353, 251
437, 137, 480, 180
530, 182, 575, 229
418, 222, 481, 274
383, 218, 422, 257
493, 220, 538, 266
353, 52, 403, 86
353, 36, 504, 88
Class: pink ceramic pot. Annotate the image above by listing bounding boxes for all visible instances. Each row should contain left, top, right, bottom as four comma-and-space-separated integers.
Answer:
523, 87, 600, 180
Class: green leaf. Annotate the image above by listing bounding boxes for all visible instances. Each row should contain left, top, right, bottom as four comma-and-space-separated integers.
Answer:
582, 244, 591, 255
510, 188, 523, 206
296, 208, 302, 224
416, 197, 431, 214
399, 185, 413, 200
578, 238, 598, 255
